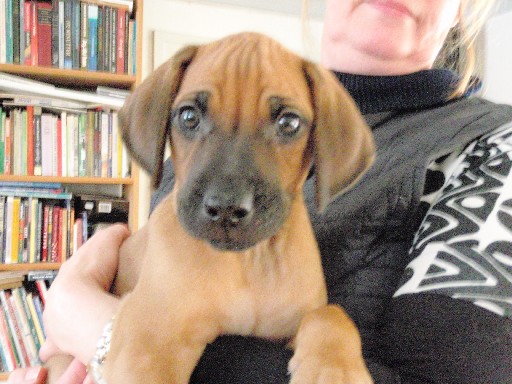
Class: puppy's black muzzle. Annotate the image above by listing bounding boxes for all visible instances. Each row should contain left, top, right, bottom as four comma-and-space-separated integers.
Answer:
177, 139, 289, 251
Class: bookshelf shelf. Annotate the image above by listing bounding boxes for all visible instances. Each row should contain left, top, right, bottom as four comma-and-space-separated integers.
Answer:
0, 263, 61, 272
0, 64, 136, 90
0, 175, 134, 185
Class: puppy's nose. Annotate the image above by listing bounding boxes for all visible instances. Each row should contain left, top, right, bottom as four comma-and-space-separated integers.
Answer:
203, 192, 254, 226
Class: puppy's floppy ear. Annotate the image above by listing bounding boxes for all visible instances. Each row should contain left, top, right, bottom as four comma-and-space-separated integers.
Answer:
303, 61, 376, 212
119, 45, 199, 188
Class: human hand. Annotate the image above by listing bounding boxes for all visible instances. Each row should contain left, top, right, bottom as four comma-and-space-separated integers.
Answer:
40, 223, 129, 365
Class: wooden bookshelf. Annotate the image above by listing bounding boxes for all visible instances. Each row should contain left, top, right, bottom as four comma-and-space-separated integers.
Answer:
0, 63, 136, 90
0, 175, 134, 185
0, 0, 143, 379
0, 263, 61, 272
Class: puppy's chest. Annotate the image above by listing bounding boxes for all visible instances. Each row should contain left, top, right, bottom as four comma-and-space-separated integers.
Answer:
216, 253, 327, 339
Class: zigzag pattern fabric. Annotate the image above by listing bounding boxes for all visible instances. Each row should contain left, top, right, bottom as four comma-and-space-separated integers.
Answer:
395, 123, 512, 318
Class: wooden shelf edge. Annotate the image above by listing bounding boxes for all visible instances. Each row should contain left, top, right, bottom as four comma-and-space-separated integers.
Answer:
0, 63, 136, 89
0, 175, 134, 185
0, 263, 61, 271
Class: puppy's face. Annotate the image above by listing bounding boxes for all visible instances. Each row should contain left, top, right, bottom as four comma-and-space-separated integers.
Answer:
170, 40, 315, 251
119, 33, 375, 253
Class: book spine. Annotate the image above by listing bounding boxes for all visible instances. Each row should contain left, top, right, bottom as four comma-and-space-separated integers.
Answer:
26, 106, 34, 176
4, 116, 11, 175
0, 0, 7, 64
36, 1, 52, 67
63, 0, 72, 68
51, 0, 59, 67
109, 6, 116, 73
11, 197, 20, 264
3, 197, 14, 264
29, 198, 37, 263
96, 5, 103, 71
32, 106, 42, 176
116, 7, 125, 73
12, 0, 20, 64
79, 1, 88, 69
58, 0, 64, 68
0, 108, 4, 174
87, 4, 98, 71
23, 0, 31, 65
51, 206, 59, 262
6, 0, 14, 63
21, 109, 28, 176
71, 0, 80, 69
19, 0, 25, 63
41, 204, 49, 262
40, 113, 53, 176
30, 0, 37, 65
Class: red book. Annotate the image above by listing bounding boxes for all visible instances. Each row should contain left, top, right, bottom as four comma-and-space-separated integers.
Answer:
35, 280, 48, 306
26, 106, 34, 175
116, 7, 126, 74
30, 1, 38, 66
24, 1, 32, 65
51, 206, 60, 262
41, 205, 49, 262
36, 2, 52, 66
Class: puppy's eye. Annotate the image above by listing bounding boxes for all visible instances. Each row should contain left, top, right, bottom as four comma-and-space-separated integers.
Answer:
179, 106, 201, 131
276, 112, 302, 138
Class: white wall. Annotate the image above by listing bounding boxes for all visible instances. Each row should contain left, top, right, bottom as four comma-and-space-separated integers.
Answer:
483, 10, 512, 104
137, 0, 323, 225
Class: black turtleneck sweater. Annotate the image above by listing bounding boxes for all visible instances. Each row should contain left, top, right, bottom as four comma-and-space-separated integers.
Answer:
334, 69, 462, 115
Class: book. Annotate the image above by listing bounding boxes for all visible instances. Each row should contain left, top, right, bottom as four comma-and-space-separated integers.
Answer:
30, 0, 38, 66
19, 0, 25, 64
80, 1, 88, 69
0, 307, 16, 371
4, 116, 11, 174
40, 113, 53, 176
51, 0, 59, 67
23, 0, 31, 65
25, 293, 44, 347
116, 6, 125, 73
33, 106, 42, 176
63, 0, 73, 68
58, 0, 64, 68
0, 0, 6, 64
12, 0, 20, 64
36, 1, 52, 66
26, 105, 34, 175
6, 0, 14, 63
87, 4, 98, 71
0, 107, 4, 173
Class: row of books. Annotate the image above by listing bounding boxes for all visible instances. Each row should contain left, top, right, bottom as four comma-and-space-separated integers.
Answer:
0, 104, 130, 178
0, 273, 50, 372
0, 183, 129, 264
0, 0, 136, 75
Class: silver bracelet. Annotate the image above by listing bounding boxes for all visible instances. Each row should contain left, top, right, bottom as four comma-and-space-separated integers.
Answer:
88, 317, 113, 384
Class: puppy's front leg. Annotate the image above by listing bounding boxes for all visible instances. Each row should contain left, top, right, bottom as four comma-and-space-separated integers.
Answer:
289, 305, 373, 384
102, 294, 219, 384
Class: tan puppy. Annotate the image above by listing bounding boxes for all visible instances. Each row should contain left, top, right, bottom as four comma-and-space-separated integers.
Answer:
104, 32, 375, 383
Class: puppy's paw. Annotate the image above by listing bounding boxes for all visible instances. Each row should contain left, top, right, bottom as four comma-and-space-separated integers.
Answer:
288, 350, 373, 384
290, 305, 373, 384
